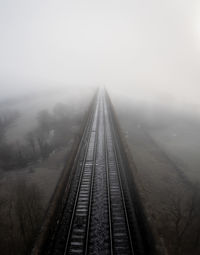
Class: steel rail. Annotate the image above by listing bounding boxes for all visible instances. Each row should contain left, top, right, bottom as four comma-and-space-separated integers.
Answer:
47, 91, 139, 255
104, 94, 134, 254
103, 96, 114, 255
83, 94, 111, 255
62, 95, 98, 195
108, 99, 145, 254
84, 100, 99, 255
63, 97, 100, 255
46, 93, 98, 255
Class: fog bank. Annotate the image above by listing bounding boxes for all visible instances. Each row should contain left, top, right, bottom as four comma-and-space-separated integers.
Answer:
0, 0, 200, 110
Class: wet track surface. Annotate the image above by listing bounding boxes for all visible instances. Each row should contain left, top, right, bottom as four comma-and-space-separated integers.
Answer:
45, 90, 148, 255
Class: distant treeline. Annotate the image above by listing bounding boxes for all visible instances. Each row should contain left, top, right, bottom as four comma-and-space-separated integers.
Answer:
0, 102, 83, 255
0, 102, 81, 171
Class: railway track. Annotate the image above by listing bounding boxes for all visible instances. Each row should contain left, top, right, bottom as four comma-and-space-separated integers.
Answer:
45, 90, 150, 255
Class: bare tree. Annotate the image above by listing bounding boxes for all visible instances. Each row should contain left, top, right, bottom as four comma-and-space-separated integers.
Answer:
0, 179, 44, 255
166, 184, 200, 255
26, 132, 36, 155
37, 110, 52, 133
14, 179, 44, 253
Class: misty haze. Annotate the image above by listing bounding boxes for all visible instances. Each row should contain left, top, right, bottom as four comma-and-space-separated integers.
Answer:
1, 1, 200, 255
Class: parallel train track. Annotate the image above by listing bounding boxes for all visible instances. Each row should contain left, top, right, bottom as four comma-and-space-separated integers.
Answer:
46, 90, 149, 255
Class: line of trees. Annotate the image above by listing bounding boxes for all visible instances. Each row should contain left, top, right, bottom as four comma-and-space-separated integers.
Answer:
0, 103, 81, 171
0, 102, 83, 254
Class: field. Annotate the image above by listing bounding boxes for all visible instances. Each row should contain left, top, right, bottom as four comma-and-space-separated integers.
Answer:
0, 86, 95, 254
110, 90, 200, 255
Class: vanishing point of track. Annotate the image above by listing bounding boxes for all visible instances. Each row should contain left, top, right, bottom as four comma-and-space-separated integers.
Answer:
46, 90, 145, 255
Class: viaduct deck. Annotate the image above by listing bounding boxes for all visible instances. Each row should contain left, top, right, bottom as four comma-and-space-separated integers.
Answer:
38, 90, 154, 255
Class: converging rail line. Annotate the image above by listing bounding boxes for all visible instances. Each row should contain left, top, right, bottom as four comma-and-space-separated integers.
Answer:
43, 89, 153, 255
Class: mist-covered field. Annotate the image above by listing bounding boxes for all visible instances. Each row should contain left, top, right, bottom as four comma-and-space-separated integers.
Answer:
0, 86, 95, 254
0, 85, 95, 195
0, 86, 95, 143
110, 90, 200, 254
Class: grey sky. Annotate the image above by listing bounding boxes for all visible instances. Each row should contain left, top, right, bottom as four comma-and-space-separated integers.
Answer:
0, 0, 200, 106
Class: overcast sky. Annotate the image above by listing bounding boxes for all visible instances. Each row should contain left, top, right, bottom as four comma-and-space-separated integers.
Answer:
0, 0, 200, 106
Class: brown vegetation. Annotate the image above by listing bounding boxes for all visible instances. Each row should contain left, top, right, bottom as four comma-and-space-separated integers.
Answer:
157, 184, 200, 255
0, 179, 44, 255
